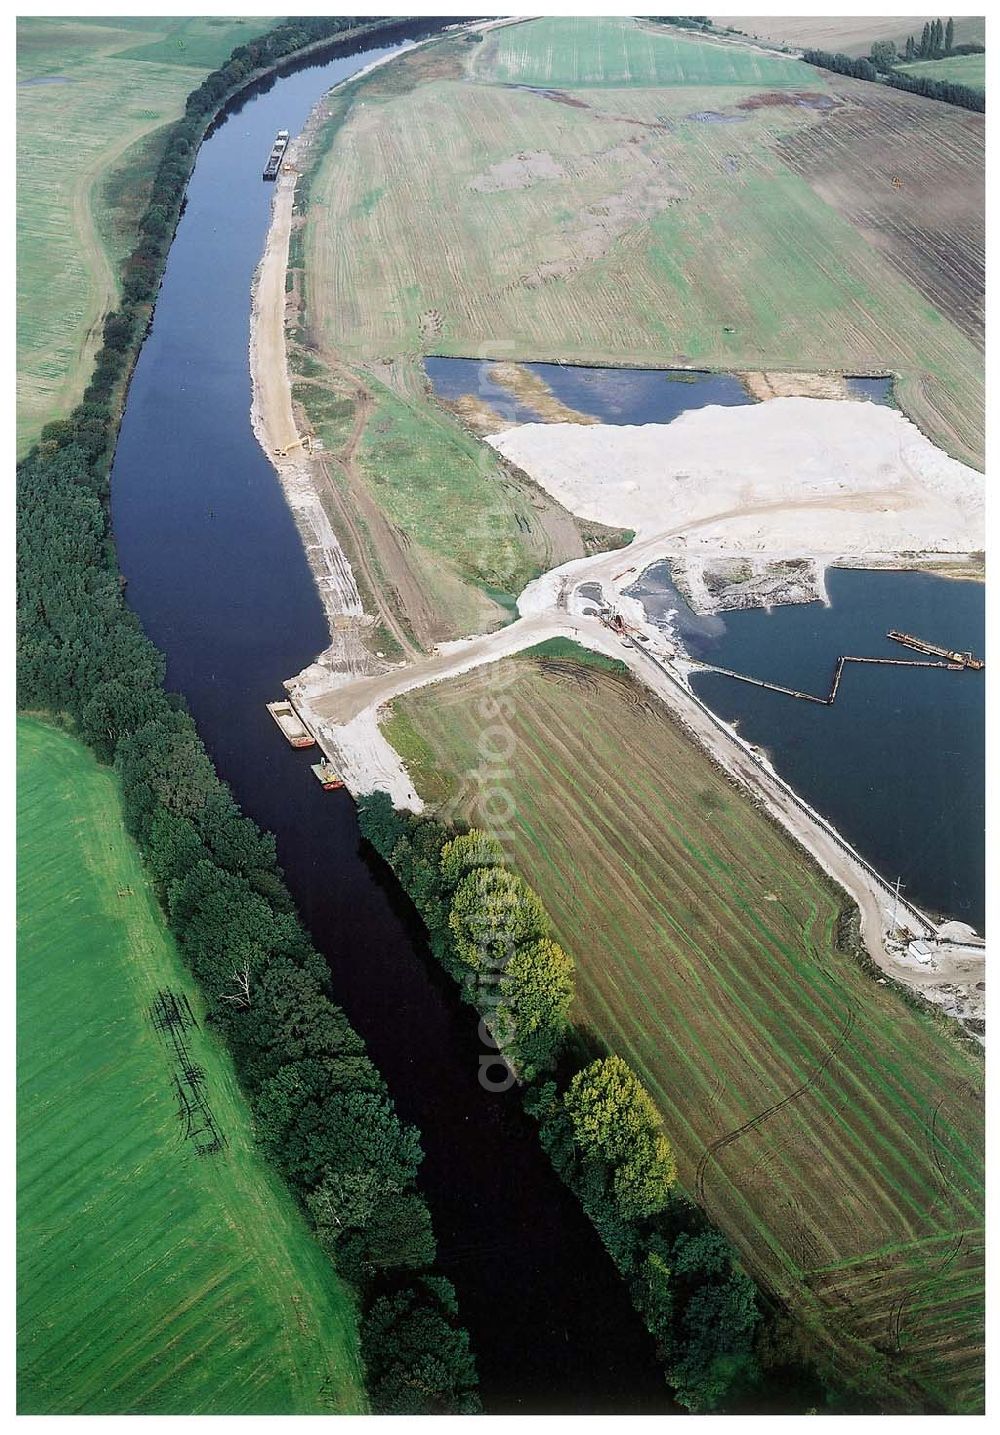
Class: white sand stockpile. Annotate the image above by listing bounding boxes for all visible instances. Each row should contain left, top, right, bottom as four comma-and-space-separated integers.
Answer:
487, 397, 983, 558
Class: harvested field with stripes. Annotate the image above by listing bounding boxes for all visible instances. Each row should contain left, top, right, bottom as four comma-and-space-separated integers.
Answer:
710, 16, 986, 57
16, 16, 270, 454
387, 657, 985, 1412
775, 78, 984, 346
472, 15, 809, 88
301, 19, 983, 465
17, 720, 366, 1415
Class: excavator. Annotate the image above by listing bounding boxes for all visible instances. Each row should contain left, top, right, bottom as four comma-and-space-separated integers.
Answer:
274, 433, 313, 459
599, 608, 650, 648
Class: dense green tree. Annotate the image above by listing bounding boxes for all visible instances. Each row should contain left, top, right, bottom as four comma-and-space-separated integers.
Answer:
945, 17, 955, 53
254, 1058, 422, 1191
641, 1243, 675, 1337
361, 1281, 481, 1415
614, 1128, 679, 1220
439, 829, 505, 891
359, 1190, 437, 1273
389, 816, 450, 931
167, 859, 283, 995
316, 1166, 384, 1222
448, 866, 548, 973
495, 935, 574, 1078
564, 1055, 677, 1217
116, 710, 220, 836
231, 954, 364, 1072
668, 1232, 760, 1410
357, 789, 409, 861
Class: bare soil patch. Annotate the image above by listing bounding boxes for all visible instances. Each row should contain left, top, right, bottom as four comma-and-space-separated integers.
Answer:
737, 89, 838, 111
742, 370, 849, 401
470, 149, 565, 192
487, 397, 983, 561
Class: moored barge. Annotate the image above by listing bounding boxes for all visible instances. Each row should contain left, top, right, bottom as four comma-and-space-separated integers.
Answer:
311, 760, 345, 790
266, 699, 315, 748
262, 129, 289, 181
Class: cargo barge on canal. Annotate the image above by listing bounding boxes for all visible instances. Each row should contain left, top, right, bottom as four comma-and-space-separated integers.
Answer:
262, 129, 289, 181
266, 699, 315, 747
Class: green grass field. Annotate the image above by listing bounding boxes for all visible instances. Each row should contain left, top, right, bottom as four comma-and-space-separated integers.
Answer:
388, 659, 985, 1411
475, 16, 809, 88
897, 53, 986, 90
16, 16, 272, 455
302, 23, 982, 467
357, 381, 565, 600
17, 719, 367, 1415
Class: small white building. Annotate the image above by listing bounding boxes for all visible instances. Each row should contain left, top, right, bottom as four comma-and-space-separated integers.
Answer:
908, 939, 935, 965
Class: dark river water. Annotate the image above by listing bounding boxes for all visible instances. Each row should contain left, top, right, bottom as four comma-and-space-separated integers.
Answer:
109, 24, 671, 1416
631, 565, 985, 931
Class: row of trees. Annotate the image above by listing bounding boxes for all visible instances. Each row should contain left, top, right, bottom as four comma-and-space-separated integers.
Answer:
16, 18, 481, 1416
653, 17, 713, 32
802, 47, 985, 112
358, 795, 766, 1412
882, 65, 985, 111
899, 18, 978, 62
874, 19, 985, 70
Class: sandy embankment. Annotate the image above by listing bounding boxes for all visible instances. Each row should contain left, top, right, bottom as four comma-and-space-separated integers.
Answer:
249, 131, 365, 632
248, 63, 420, 805
486, 398, 984, 589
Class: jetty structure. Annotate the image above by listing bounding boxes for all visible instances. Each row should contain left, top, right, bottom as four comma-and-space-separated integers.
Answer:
262, 129, 289, 181
680, 630, 984, 707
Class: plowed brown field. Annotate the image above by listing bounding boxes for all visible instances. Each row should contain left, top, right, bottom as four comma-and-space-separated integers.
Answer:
776, 78, 984, 346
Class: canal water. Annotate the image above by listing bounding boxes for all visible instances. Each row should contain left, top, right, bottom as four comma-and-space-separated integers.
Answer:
630, 564, 985, 931
109, 24, 670, 1415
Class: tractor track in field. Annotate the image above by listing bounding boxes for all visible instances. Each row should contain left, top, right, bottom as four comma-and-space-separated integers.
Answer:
695, 1002, 858, 1207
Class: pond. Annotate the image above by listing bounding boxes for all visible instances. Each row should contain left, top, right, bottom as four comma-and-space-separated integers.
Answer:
426, 355, 893, 425
425, 355, 751, 424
